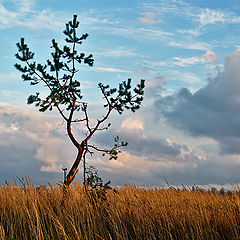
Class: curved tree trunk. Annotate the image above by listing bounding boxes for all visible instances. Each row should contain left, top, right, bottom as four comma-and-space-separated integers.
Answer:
63, 145, 84, 187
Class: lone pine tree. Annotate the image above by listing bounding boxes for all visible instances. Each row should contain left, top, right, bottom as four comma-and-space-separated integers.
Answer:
15, 15, 145, 187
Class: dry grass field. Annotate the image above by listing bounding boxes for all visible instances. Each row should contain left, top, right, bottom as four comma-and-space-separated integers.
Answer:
0, 179, 240, 240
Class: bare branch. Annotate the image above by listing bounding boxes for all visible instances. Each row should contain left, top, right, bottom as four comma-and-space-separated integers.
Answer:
71, 118, 87, 123
88, 144, 121, 154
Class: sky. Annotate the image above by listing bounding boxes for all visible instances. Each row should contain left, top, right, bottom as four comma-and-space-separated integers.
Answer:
1, 0, 240, 187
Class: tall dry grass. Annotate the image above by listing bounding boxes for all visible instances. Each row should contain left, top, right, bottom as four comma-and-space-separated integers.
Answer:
0, 179, 240, 240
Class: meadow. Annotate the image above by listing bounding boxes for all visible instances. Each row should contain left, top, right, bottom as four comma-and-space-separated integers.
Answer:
0, 179, 240, 240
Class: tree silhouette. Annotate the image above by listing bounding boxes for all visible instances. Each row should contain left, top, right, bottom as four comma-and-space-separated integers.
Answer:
14, 15, 145, 187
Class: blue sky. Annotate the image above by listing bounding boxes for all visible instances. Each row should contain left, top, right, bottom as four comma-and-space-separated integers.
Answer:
1, 0, 240, 187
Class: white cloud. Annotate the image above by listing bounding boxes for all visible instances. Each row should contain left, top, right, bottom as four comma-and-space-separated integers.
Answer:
180, 72, 201, 84
199, 8, 240, 25
108, 26, 173, 42
0, 1, 67, 31
0, 5, 18, 27
171, 50, 218, 67
0, 1, 116, 32
169, 41, 210, 51
18, 9, 67, 31
121, 116, 144, 131
138, 11, 164, 25
145, 76, 166, 88
0, 72, 21, 83
168, 70, 201, 83
12, 0, 35, 13
177, 28, 201, 37
95, 47, 137, 58
199, 8, 225, 25
200, 50, 219, 65
0, 106, 74, 174
94, 67, 130, 73
172, 56, 202, 67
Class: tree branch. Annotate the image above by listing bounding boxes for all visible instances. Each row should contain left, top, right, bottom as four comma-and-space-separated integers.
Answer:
25, 60, 68, 121
67, 98, 80, 148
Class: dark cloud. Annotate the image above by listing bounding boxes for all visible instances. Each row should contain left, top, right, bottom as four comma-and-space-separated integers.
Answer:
1, 94, 240, 187
0, 144, 60, 185
97, 152, 240, 186
0, 106, 75, 184
155, 48, 240, 154
145, 76, 166, 98
93, 128, 187, 159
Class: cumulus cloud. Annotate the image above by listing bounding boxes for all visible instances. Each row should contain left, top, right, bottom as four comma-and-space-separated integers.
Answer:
1, 104, 240, 186
121, 115, 144, 131
155, 47, 240, 154
0, 106, 76, 183
145, 76, 166, 98
94, 117, 191, 161
200, 50, 219, 65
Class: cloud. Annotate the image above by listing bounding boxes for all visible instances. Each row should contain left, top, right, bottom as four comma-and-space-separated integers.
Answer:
172, 57, 202, 67
199, 8, 240, 25
121, 116, 144, 131
146, 76, 166, 88
166, 70, 201, 84
0, 1, 115, 31
138, 12, 164, 25
171, 50, 218, 67
0, 106, 77, 183
200, 50, 219, 65
94, 67, 130, 73
0, 72, 21, 83
0, 5, 18, 27
91, 124, 240, 186
108, 26, 173, 42
155, 47, 240, 154
0, 1, 67, 31
11, 0, 35, 13
177, 28, 201, 37
145, 76, 166, 98
17, 10, 68, 31
95, 47, 137, 58
169, 41, 210, 51
1, 104, 240, 186
94, 120, 189, 160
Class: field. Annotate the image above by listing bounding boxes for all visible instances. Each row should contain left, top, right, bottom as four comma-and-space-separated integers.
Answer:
0, 180, 240, 240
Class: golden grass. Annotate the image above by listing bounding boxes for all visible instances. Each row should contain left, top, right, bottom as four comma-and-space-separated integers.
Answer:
0, 180, 240, 240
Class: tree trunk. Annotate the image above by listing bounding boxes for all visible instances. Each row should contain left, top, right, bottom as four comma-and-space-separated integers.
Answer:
64, 145, 84, 187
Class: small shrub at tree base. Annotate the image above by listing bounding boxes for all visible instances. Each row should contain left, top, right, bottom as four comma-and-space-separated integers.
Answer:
85, 166, 111, 204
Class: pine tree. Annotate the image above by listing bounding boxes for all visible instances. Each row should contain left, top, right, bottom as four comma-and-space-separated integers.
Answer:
15, 15, 145, 187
